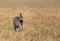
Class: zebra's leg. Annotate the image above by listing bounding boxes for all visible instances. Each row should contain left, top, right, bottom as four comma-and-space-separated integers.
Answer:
21, 23, 23, 31
19, 24, 23, 31
21, 21, 23, 31
14, 26, 16, 31
21, 26, 23, 31
19, 26, 20, 31
13, 23, 16, 31
19, 24, 21, 31
21, 20, 23, 26
14, 24, 17, 31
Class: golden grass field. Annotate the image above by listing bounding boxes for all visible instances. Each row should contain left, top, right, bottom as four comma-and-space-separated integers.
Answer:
0, 7, 60, 41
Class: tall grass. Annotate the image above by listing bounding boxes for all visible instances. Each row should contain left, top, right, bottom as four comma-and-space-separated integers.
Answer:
0, 7, 60, 41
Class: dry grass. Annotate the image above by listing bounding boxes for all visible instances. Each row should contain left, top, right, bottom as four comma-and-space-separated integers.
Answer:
0, 7, 60, 41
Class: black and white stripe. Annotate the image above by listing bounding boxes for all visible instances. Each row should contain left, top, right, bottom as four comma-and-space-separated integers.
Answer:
13, 13, 23, 31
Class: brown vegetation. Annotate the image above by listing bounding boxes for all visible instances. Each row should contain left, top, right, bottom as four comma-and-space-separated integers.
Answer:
0, 7, 60, 41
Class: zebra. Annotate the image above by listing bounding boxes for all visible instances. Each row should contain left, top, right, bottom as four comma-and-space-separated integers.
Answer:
13, 13, 23, 31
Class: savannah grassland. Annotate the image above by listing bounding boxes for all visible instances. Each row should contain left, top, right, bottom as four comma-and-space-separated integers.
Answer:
0, 7, 60, 41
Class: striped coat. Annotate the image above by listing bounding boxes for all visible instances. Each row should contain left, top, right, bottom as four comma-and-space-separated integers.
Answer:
13, 14, 23, 31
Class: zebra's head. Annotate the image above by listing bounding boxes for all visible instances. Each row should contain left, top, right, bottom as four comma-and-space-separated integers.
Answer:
19, 13, 24, 16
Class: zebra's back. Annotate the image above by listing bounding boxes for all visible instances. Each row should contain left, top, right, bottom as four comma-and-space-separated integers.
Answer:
13, 17, 20, 26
